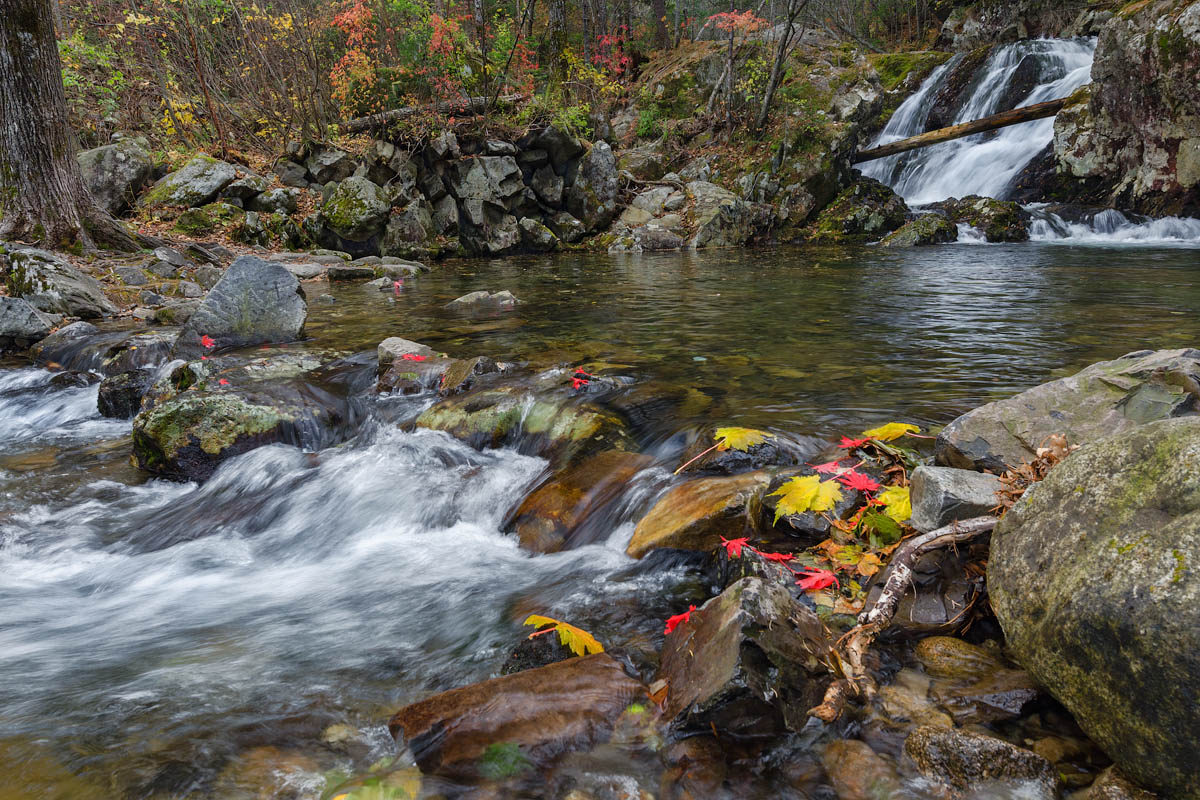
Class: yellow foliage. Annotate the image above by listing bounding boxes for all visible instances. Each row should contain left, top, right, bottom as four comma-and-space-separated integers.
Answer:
877, 486, 911, 523
713, 426, 771, 452
770, 475, 843, 522
862, 422, 920, 442
523, 615, 605, 657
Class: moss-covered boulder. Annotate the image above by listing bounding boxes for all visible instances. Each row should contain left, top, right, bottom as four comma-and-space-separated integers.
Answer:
807, 177, 909, 242
131, 354, 361, 481
139, 154, 237, 209
174, 202, 243, 236
936, 349, 1200, 472
990, 416, 1200, 800
687, 181, 774, 249
416, 384, 633, 463
566, 142, 619, 232
311, 176, 391, 256
935, 195, 1029, 242
880, 214, 958, 247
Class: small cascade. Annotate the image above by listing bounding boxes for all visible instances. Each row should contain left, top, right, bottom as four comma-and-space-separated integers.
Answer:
1027, 206, 1200, 244
862, 39, 1096, 205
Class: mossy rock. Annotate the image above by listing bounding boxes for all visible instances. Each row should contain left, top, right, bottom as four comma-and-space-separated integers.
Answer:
140, 154, 237, 209
807, 177, 909, 242
174, 203, 243, 235
880, 214, 958, 247
936, 195, 1030, 242
990, 416, 1200, 799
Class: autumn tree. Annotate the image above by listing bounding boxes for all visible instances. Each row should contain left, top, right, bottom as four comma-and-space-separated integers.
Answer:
0, 0, 138, 250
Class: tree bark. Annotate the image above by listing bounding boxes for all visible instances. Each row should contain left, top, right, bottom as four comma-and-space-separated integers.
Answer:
753, 0, 811, 134
652, 0, 668, 48
0, 0, 138, 251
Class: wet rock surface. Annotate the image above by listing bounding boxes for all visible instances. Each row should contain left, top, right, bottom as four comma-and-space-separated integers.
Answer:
0, 297, 55, 353
387, 653, 644, 781
904, 725, 1058, 798
990, 416, 1200, 799
625, 472, 770, 558
656, 577, 830, 738
909, 466, 1002, 532
98, 368, 156, 418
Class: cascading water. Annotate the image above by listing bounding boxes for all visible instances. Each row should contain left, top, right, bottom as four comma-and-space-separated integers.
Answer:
862, 38, 1096, 205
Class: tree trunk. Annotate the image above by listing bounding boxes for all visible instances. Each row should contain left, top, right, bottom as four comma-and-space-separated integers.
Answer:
753, 0, 811, 134
652, 0, 668, 49
0, 0, 138, 251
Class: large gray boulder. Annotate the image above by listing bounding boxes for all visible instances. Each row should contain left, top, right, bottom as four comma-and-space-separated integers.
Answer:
3, 247, 116, 318
446, 156, 524, 206
909, 465, 1002, 532
140, 155, 237, 208
687, 181, 774, 249
174, 255, 307, 356
381, 200, 434, 257
566, 141, 619, 232
990, 416, 1200, 799
533, 125, 584, 170
304, 147, 356, 185
77, 137, 154, 215
0, 297, 55, 352
936, 349, 1200, 472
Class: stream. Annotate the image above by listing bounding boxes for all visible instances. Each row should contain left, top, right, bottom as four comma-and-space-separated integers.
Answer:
2, 241, 1200, 797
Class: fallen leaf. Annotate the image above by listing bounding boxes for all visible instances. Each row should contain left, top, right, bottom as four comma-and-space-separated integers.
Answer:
770, 474, 844, 521
796, 566, 839, 592
663, 605, 697, 635
714, 426, 772, 452
720, 536, 749, 558
523, 615, 605, 656
200, 334, 215, 349
837, 470, 881, 493
838, 436, 869, 449
758, 551, 794, 562
811, 459, 844, 474
877, 485, 912, 523
862, 422, 920, 442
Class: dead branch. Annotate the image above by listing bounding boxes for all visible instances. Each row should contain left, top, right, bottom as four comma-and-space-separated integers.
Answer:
341, 94, 528, 134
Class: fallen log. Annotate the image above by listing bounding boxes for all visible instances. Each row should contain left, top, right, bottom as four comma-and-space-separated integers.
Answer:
341, 94, 528, 134
853, 98, 1070, 163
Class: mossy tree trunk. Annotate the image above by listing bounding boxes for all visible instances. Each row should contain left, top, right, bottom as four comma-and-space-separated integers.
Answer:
0, 0, 139, 252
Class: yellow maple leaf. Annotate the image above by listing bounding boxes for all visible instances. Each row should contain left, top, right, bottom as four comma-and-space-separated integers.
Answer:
877, 485, 912, 523
770, 475, 844, 522
862, 422, 921, 442
713, 426, 772, 452
523, 615, 604, 657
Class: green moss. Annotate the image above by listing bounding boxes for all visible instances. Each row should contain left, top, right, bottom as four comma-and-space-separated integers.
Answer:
1172, 549, 1187, 583
138, 394, 289, 459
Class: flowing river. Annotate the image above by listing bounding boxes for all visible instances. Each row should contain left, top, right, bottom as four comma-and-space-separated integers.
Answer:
3, 241, 1200, 797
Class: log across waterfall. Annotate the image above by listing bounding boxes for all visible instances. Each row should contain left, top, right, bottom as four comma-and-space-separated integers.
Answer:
853, 97, 1071, 164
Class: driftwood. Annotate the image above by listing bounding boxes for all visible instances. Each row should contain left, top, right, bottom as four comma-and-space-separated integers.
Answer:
807, 515, 999, 720
853, 98, 1070, 163
341, 94, 528, 134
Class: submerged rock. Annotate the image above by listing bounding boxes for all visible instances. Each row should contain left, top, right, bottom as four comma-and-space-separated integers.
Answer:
625, 471, 771, 559
174, 256, 307, 357
446, 289, 522, 309
904, 726, 1058, 799
989, 416, 1200, 799
507, 450, 652, 553
387, 653, 643, 781
657, 577, 830, 738
936, 348, 1200, 472
416, 384, 632, 462
3, 247, 116, 319
820, 739, 902, 800
0, 297, 55, 353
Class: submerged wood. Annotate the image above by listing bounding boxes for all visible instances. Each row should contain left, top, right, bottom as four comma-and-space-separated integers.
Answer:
853, 98, 1070, 163
342, 94, 529, 133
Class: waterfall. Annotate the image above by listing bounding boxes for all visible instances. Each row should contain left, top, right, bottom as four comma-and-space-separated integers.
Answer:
862, 39, 1096, 205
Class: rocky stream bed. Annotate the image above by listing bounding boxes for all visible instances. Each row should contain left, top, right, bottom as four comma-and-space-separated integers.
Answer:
2, 237, 1199, 799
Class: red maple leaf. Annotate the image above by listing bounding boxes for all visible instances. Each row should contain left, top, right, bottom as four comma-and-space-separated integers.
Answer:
400, 353, 427, 362
720, 536, 749, 558
218, 379, 230, 386
838, 436, 869, 449
664, 605, 697, 635
795, 566, 838, 592
837, 470, 881, 493
200, 335, 216, 349
758, 551, 794, 562
811, 460, 843, 474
